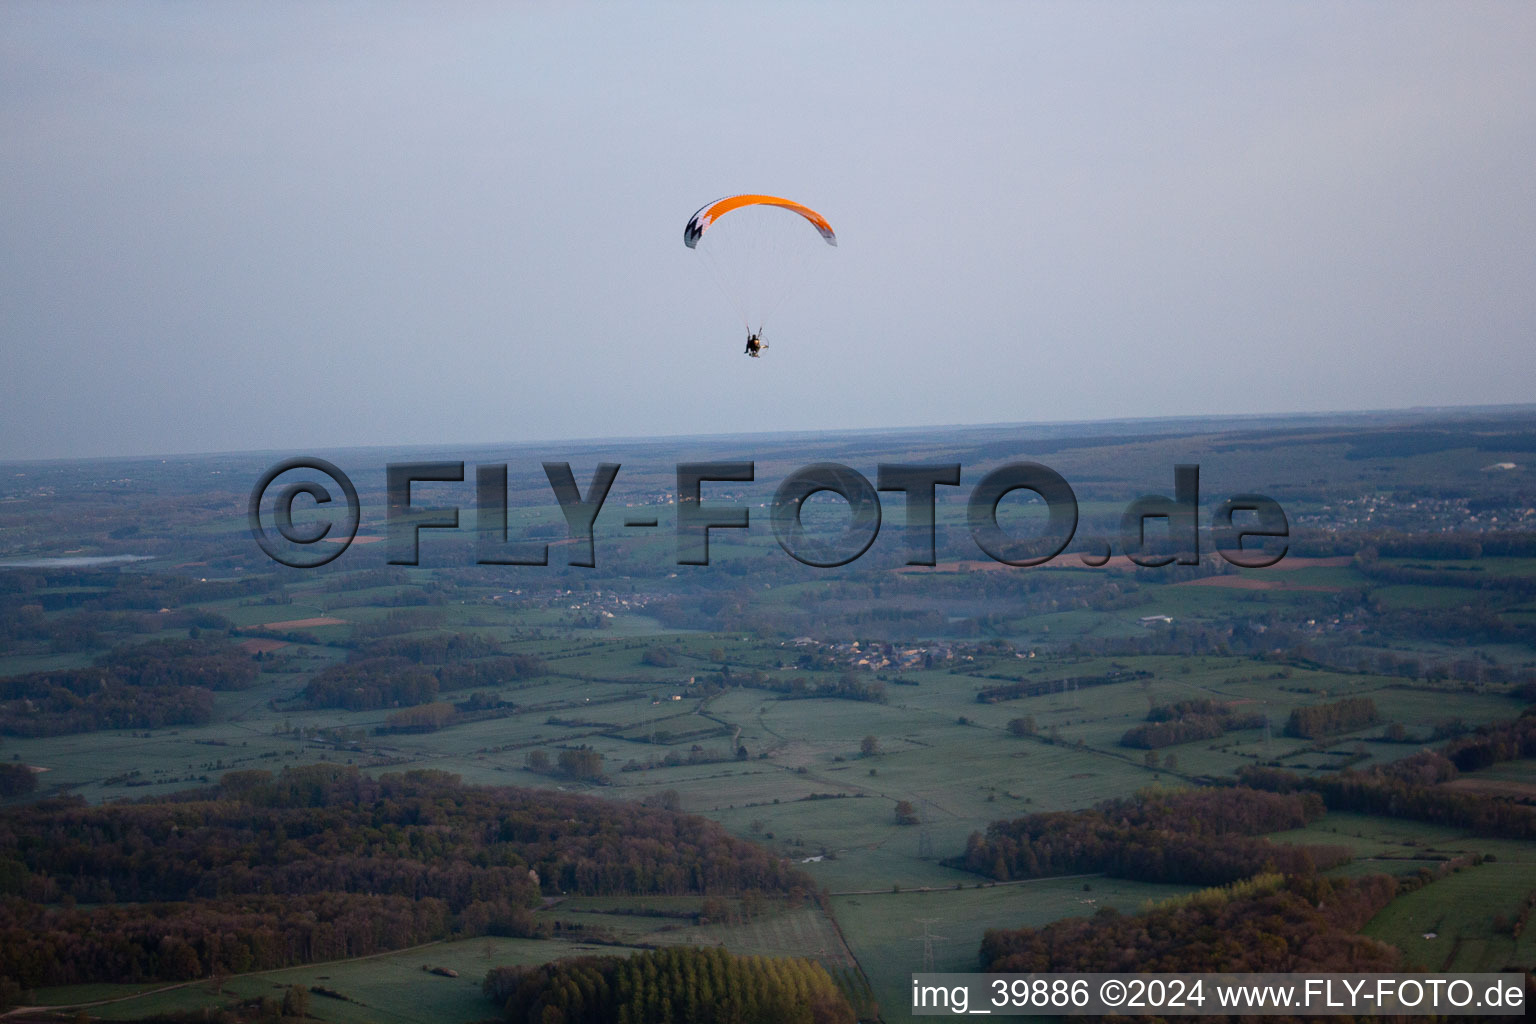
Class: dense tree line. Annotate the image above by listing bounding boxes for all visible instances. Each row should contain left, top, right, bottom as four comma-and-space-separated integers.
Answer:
301, 657, 439, 710
380, 701, 457, 733
1052, 615, 1327, 661
1240, 750, 1536, 841
1376, 604, 1536, 646
0, 569, 279, 615
557, 747, 607, 781
0, 636, 258, 736
959, 787, 1347, 886
1259, 640, 1536, 691
483, 946, 854, 1024
1358, 560, 1536, 598
0, 766, 807, 989
1121, 715, 1226, 748
1284, 696, 1380, 739
981, 873, 1400, 979
1363, 531, 1536, 560
99, 637, 261, 690
302, 649, 545, 711
706, 669, 886, 704
1442, 712, 1536, 772
640, 646, 679, 667
0, 604, 233, 654
0, 892, 451, 989
0, 672, 213, 736
977, 670, 1150, 705
345, 631, 501, 664
1120, 698, 1266, 749
0, 764, 37, 798
1373, 534, 1495, 560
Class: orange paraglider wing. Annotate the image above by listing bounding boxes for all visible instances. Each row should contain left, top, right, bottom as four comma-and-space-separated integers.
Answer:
684, 195, 837, 248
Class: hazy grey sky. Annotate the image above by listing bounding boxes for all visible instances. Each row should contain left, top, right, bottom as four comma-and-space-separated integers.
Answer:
3, 2, 1533, 461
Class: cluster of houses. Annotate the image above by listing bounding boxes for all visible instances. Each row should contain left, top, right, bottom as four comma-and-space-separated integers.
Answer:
489, 587, 659, 619
1299, 490, 1534, 532
779, 636, 1045, 673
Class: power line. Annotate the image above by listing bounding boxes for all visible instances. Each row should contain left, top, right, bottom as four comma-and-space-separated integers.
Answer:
917, 799, 935, 860
913, 918, 949, 973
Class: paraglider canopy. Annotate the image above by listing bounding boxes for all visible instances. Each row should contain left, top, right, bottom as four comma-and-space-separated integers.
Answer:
684, 195, 836, 343
684, 195, 837, 249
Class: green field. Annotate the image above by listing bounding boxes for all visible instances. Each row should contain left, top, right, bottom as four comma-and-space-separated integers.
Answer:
1363, 860, 1536, 972
70, 937, 628, 1023
832, 876, 1199, 1021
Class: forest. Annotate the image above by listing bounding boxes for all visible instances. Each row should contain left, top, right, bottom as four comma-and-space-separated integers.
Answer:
0, 766, 809, 991
0, 636, 259, 736
482, 946, 855, 1024
981, 873, 1401, 975
1283, 696, 1381, 739
958, 786, 1348, 885
1119, 698, 1266, 749
976, 670, 1149, 705
1241, 754, 1536, 841
301, 634, 545, 711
